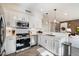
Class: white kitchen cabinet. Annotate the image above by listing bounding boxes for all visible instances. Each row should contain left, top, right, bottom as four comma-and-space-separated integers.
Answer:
40, 35, 46, 47
44, 36, 49, 49
5, 36, 16, 55
30, 35, 37, 46
45, 36, 52, 51
53, 40, 59, 55
38, 33, 68, 56
51, 38, 54, 52
38, 35, 53, 52
38, 35, 62, 55
38, 35, 41, 45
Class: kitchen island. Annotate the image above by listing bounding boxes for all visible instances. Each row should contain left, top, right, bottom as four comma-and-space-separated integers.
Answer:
38, 32, 69, 56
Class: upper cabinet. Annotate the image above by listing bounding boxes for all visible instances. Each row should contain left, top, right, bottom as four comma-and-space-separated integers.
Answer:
2, 5, 29, 27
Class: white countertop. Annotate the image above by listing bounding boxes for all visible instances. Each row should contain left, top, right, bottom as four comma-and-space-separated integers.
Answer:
30, 32, 69, 37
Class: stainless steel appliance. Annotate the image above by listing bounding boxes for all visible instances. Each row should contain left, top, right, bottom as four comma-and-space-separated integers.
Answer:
0, 16, 6, 55
16, 21, 29, 29
16, 20, 30, 52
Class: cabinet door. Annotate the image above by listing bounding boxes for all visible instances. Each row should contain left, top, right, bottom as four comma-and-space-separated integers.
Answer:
48, 36, 53, 52
38, 35, 41, 45
30, 36, 36, 46
54, 40, 59, 55
51, 38, 59, 55
5, 36, 16, 55
41, 36, 46, 47
44, 36, 48, 49
51, 39, 55, 53
46, 36, 52, 51
38, 35, 45, 46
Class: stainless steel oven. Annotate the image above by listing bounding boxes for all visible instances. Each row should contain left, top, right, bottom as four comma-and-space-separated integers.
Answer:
16, 21, 29, 29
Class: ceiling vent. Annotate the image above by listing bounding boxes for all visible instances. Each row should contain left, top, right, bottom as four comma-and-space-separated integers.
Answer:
25, 10, 32, 13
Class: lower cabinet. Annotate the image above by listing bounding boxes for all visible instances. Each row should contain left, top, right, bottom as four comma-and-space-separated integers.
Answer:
38, 35, 53, 52
45, 36, 52, 51
5, 36, 16, 55
53, 40, 59, 55
38, 35, 42, 45
30, 35, 37, 46
38, 35, 60, 55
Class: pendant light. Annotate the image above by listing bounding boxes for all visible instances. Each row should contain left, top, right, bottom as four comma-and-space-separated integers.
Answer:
54, 9, 59, 23
54, 9, 57, 23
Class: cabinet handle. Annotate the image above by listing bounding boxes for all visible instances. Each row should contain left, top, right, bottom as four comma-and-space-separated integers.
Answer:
45, 40, 47, 43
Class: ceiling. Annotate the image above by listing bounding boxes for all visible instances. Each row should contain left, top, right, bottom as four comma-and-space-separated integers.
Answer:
1, 3, 79, 22
18, 3, 79, 21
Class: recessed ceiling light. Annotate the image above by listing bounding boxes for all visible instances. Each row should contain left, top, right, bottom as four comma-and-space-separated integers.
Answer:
41, 8, 43, 12
54, 20, 57, 23
64, 13, 68, 16
54, 20, 59, 23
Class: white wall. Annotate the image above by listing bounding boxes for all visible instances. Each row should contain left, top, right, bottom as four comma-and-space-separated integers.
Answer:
29, 10, 43, 31
0, 5, 5, 16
